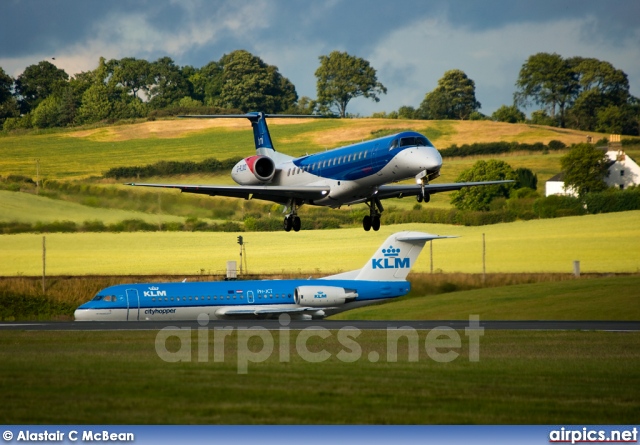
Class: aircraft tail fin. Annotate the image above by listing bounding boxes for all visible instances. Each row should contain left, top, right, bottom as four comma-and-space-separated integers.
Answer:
179, 112, 323, 157
246, 112, 276, 154
355, 231, 456, 281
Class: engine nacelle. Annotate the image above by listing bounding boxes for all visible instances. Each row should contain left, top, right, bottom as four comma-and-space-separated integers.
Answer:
294, 286, 358, 307
231, 155, 276, 185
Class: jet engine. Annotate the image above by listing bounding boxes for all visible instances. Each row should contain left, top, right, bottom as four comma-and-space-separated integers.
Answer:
294, 286, 358, 307
231, 155, 276, 185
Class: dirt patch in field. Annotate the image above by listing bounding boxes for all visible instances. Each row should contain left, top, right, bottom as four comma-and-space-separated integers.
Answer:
311, 119, 426, 147
65, 118, 314, 142
435, 121, 593, 147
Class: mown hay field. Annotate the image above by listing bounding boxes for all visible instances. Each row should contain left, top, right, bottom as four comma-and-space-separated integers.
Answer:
2, 211, 639, 276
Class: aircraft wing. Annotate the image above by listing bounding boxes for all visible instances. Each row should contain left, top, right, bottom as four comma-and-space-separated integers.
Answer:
376, 180, 515, 200
126, 183, 330, 205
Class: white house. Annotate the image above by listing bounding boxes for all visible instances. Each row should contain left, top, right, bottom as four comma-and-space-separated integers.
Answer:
545, 141, 640, 197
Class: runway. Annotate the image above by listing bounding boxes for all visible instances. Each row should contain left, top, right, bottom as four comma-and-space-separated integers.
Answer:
0, 320, 639, 331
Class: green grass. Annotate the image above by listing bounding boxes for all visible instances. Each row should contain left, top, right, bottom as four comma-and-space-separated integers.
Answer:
0, 118, 598, 180
0, 329, 637, 424
1, 212, 638, 276
0, 190, 194, 225
331, 275, 640, 320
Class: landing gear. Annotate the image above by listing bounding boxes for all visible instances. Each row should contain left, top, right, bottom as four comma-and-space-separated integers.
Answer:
416, 174, 431, 203
283, 199, 302, 232
363, 198, 383, 231
283, 215, 301, 232
416, 191, 430, 203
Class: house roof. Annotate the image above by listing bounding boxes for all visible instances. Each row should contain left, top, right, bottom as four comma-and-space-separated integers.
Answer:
547, 172, 565, 182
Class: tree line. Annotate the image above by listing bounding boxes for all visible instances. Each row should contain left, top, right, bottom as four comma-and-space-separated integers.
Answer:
1, 50, 638, 134
0, 49, 385, 130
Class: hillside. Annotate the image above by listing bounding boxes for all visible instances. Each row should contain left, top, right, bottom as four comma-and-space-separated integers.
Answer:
0, 118, 603, 180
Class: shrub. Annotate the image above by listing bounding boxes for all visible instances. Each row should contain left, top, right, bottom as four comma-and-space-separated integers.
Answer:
533, 195, 585, 218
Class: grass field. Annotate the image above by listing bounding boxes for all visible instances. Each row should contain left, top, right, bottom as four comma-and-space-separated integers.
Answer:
0, 118, 599, 180
0, 329, 637, 424
1, 212, 639, 276
331, 275, 640, 321
0, 190, 200, 225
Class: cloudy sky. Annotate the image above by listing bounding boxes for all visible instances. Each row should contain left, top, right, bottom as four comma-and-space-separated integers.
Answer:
1, 0, 639, 116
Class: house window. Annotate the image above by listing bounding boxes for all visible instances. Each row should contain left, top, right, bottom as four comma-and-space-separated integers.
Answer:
620, 170, 625, 177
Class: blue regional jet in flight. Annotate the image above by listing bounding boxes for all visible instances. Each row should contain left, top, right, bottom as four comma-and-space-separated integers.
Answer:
75, 231, 453, 321
127, 112, 512, 232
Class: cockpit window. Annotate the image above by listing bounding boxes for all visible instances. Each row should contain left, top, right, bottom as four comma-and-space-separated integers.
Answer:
93, 295, 117, 302
399, 136, 432, 147
388, 139, 398, 150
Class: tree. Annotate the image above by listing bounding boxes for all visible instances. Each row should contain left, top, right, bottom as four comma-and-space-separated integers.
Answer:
560, 143, 608, 197
515, 53, 578, 128
315, 51, 386, 118
217, 50, 297, 113
32, 95, 62, 128
107, 57, 153, 99
0, 67, 19, 124
397, 106, 417, 119
514, 167, 538, 190
492, 105, 525, 123
77, 84, 112, 123
148, 57, 191, 109
284, 96, 317, 115
187, 61, 223, 106
418, 69, 481, 120
566, 57, 632, 132
14, 61, 69, 114
450, 160, 516, 211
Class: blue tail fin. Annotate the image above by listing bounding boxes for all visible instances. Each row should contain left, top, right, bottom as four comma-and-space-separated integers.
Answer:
246, 112, 276, 152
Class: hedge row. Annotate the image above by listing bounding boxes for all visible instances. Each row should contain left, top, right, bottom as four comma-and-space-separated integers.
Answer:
440, 140, 567, 158
104, 157, 243, 179
0, 219, 242, 235
0, 291, 76, 321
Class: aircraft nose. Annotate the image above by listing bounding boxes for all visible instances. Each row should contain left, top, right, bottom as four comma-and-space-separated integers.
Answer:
74, 309, 88, 321
417, 146, 442, 171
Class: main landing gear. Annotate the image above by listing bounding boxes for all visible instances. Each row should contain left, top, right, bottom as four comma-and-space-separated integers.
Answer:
283, 199, 302, 232
363, 198, 383, 231
283, 214, 301, 232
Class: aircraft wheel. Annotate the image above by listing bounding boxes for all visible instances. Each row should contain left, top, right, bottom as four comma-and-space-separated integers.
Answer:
362, 215, 372, 231
372, 215, 381, 231
416, 193, 423, 203
284, 216, 292, 232
292, 216, 301, 232
423, 193, 431, 203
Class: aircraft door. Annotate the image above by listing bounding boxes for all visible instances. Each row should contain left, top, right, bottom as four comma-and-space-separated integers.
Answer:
371, 143, 385, 176
126, 289, 140, 321
247, 291, 254, 304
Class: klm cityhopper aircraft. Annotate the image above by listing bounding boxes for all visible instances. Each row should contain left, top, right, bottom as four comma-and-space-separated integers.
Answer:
74, 231, 452, 321
127, 112, 512, 232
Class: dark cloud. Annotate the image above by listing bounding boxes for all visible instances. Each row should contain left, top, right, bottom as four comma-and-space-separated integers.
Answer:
1, 0, 638, 115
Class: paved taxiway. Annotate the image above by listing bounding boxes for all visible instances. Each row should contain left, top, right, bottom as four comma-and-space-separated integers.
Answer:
0, 320, 638, 331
